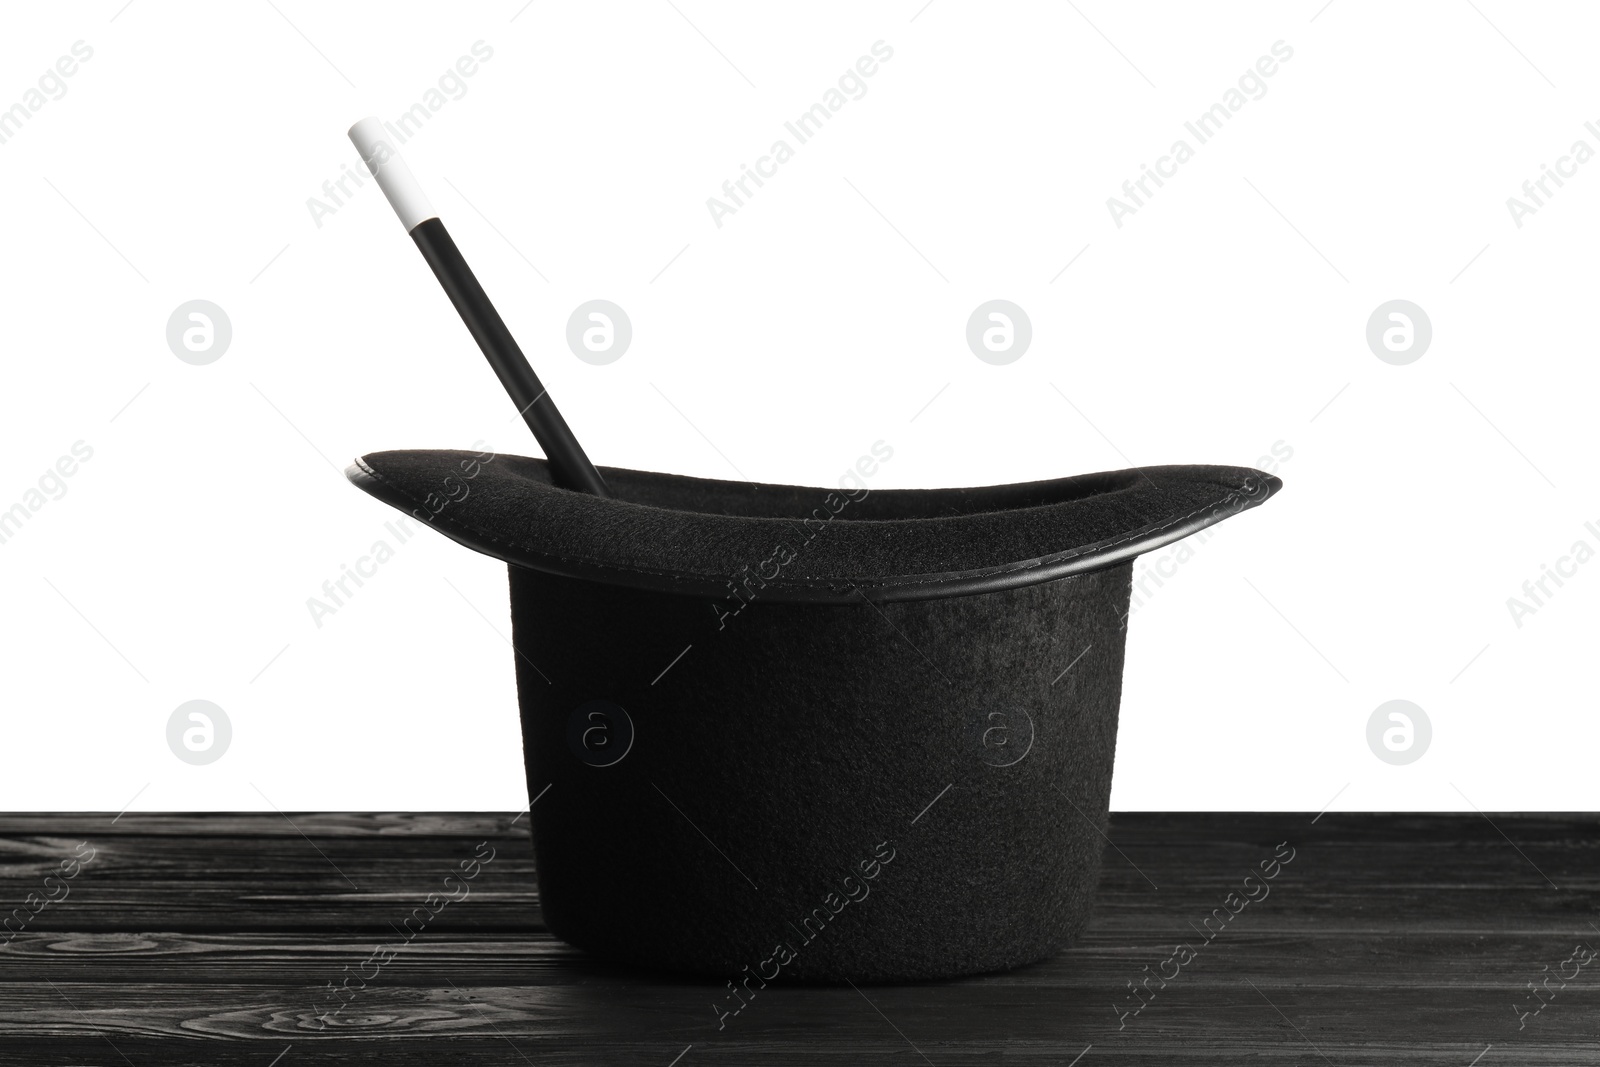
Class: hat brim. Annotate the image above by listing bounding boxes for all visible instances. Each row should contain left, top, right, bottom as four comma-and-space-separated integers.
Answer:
347, 450, 1280, 604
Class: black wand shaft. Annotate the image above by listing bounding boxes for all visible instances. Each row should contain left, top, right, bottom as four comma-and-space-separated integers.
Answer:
409, 218, 610, 497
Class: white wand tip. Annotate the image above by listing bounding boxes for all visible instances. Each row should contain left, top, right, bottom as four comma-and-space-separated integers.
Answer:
348, 116, 436, 232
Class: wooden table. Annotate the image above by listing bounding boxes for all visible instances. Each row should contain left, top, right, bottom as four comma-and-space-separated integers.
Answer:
0, 813, 1594, 1064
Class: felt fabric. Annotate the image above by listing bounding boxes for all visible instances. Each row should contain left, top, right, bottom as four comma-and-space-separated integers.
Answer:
348, 451, 1280, 603
345, 451, 1279, 981
510, 563, 1131, 983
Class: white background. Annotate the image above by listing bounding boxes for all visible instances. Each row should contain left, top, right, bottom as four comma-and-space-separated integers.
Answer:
2, 1, 1595, 813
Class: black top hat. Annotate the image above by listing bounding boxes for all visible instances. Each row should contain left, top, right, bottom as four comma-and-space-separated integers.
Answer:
349, 451, 1278, 983
343, 120, 1282, 983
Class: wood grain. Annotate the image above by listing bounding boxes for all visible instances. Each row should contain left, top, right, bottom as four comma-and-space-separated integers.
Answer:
0, 812, 1595, 1064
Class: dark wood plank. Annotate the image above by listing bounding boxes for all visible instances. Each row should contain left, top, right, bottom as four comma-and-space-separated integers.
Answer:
0, 812, 540, 933
0, 813, 1595, 1064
